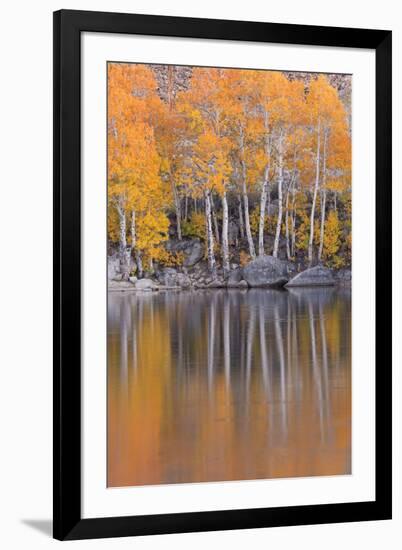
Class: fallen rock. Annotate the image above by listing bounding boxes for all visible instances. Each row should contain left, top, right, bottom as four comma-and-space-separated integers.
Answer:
243, 255, 289, 288
285, 265, 335, 288
134, 278, 159, 291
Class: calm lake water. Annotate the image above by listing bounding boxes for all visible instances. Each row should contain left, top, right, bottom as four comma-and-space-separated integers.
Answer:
108, 288, 351, 488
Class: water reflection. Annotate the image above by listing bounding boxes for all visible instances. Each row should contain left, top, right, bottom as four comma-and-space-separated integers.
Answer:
108, 288, 351, 487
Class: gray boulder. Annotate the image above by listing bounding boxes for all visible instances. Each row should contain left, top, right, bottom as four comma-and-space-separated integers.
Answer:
183, 240, 204, 267
166, 239, 204, 267
134, 278, 159, 291
334, 268, 352, 285
243, 255, 289, 288
157, 267, 191, 288
108, 253, 120, 280
285, 265, 335, 288
207, 279, 225, 288
108, 251, 136, 281
226, 268, 243, 288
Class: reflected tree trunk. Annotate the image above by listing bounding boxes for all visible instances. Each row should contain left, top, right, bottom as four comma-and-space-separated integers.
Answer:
319, 300, 331, 433
274, 304, 287, 439
259, 303, 271, 398
207, 295, 216, 394
245, 306, 256, 404
223, 296, 231, 389
308, 301, 324, 439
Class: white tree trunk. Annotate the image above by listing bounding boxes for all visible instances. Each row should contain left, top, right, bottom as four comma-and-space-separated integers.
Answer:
285, 189, 291, 260
184, 191, 189, 221
291, 203, 296, 258
116, 199, 130, 280
318, 131, 328, 262
130, 209, 143, 279
318, 189, 327, 262
285, 155, 297, 261
241, 174, 256, 259
204, 189, 216, 275
239, 128, 256, 259
273, 132, 284, 259
170, 175, 182, 240
210, 193, 220, 244
221, 191, 230, 275
258, 166, 269, 256
130, 209, 136, 251
308, 120, 321, 266
238, 194, 245, 239
258, 113, 271, 257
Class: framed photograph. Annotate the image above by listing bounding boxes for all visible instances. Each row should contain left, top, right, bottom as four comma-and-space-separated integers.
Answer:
53, 9, 392, 540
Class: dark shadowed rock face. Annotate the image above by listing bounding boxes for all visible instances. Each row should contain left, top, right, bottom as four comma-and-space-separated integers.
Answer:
243, 256, 289, 288
285, 266, 335, 288
166, 239, 204, 267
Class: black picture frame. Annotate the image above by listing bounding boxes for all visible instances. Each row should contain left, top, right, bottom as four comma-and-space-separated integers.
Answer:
53, 9, 392, 541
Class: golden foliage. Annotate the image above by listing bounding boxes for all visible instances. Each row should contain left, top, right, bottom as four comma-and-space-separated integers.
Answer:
107, 63, 352, 268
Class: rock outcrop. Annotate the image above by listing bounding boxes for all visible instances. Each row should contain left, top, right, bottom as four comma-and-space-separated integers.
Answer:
242, 256, 289, 288
285, 265, 335, 288
166, 239, 204, 267
333, 268, 352, 286
134, 278, 159, 291
156, 267, 191, 288
226, 268, 246, 288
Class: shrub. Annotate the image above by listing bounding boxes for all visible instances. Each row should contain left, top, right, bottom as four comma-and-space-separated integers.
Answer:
182, 212, 206, 240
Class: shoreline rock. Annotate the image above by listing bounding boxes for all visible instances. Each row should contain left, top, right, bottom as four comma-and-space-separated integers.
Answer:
285, 266, 335, 288
243, 255, 289, 288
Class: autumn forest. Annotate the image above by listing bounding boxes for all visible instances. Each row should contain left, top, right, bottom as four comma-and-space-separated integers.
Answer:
108, 63, 351, 282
